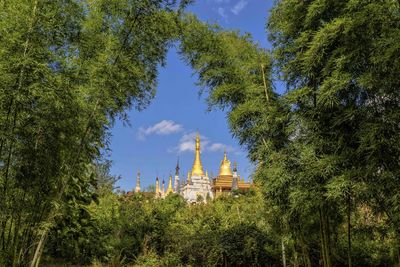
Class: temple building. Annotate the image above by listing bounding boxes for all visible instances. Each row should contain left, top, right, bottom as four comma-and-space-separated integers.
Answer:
144, 132, 251, 203
212, 151, 251, 197
179, 133, 213, 203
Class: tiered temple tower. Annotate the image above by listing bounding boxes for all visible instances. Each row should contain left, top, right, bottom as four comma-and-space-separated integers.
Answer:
180, 133, 213, 203
155, 177, 161, 198
174, 159, 180, 193
135, 170, 141, 193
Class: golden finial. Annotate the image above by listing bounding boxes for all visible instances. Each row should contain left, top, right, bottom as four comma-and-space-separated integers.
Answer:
206, 170, 208, 177
191, 132, 204, 176
219, 150, 232, 176
166, 175, 173, 194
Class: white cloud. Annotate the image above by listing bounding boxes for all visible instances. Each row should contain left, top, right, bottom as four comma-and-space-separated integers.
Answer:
207, 143, 235, 153
217, 7, 228, 18
170, 132, 236, 155
173, 132, 209, 153
212, 0, 230, 3
138, 120, 183, 140
231, 0, 248, 15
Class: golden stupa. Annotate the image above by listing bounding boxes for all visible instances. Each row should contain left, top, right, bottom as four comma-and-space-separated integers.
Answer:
219, 150, 232, 176
213, 151, 251, 197
166, 175, 173, 194
191, 132, 205, 176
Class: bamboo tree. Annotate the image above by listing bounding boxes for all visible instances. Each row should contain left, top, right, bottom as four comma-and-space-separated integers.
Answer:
0, 0, 187, 265
268, 0, 400, 265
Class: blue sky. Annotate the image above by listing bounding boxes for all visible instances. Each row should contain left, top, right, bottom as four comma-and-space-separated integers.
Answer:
110, 0, 275, 191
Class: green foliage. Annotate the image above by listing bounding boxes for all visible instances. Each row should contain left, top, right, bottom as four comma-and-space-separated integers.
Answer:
164, 190, 280, 266
268, 0, 400, 265
44, 189, 279, 267
179, 2, 400, 266
0, 0, 187, 265
180, 15, 289, 163
2, 1, 400, 266
45, 160, 121, 264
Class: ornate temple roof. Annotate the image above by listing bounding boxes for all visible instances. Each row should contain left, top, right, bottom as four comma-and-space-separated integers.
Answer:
214, 152, 251, 190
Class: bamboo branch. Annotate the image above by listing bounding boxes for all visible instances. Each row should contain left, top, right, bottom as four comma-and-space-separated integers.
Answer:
261, 63, 269, 102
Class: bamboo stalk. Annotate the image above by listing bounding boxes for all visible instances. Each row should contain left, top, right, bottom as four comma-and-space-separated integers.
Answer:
319, 208, 327, 267
281, 238, 286, 267
347, 193, 352, 267
2, 0, 39, 264
261, 64, 269, 102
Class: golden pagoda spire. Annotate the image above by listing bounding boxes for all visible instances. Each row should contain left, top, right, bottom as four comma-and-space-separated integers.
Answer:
166, 175, 173, 194
191, 132, 204, 176
219, 149, 232, 176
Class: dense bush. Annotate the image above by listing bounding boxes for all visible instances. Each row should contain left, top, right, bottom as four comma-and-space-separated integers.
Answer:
44, 189, 283, 266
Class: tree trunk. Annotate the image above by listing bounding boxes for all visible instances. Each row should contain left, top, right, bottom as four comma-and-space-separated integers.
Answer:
299, 235, 311, 267
0, 97, 14, 162
395, 229, 400, 267
30, 230, 47, 267
281, 238, 286, 267
319, 209, 327, 267
319, 207, 332, 267
347, 194, 352, 267
293, 243, 299, 267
